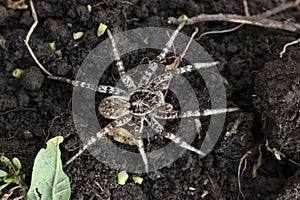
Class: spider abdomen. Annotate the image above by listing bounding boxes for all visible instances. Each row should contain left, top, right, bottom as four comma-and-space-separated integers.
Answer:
98, 96, 130, 119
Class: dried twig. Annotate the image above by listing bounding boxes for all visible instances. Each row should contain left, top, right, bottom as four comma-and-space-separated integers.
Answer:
238, 151, 252, 200
259, 1, 298, 18
5, 0, 28, 9
24, 0, 53, 76
169, 0, 300, 33
279, 37, 300, 58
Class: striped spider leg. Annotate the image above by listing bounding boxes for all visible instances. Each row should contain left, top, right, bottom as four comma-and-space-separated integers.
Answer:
139, 22, 186, 86
47, 76, 128, 96
65, 114, 132, 166
133, 117, 149, 172
107, 30, 136, 92
147, 116, 207, 156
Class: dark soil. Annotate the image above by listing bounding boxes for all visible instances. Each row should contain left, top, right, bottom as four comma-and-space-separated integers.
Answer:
0, 0, 299, 199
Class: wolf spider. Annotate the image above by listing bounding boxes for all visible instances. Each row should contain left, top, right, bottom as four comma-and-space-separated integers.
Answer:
50, 22, 238, 172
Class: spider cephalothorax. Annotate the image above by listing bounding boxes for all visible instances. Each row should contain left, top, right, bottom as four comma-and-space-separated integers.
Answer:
51, 22, 239, 172
129, 88, 164, 116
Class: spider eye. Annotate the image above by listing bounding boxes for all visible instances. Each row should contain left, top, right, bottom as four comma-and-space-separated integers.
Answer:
99, 96, 130, 119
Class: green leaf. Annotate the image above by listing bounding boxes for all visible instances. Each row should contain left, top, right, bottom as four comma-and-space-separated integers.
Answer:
0, 156, 12, 166
0, 183, 10, 193
73, 32, 85, 40
49, 41, 56, 52
12, 69, 24, 78
87, 4, 92, 12
117, 171, 129, 185
178, 14, 189, 21
4, 176, 18, 184
97, 23, 107, 37
273, 149, 285, 161
132, 176, 143, 184
27, 136, 71, 200
12, 157, 22, 170
0, 170, 8, 178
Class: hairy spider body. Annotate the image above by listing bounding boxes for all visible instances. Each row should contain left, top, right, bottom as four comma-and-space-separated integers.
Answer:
54, 23, 239, 172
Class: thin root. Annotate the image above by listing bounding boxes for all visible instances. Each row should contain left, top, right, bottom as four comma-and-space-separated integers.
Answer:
238, 151, 252, 200
243, 0, 250, 17
24, 0, 53, 76
196, 24, 244, 41
279, 37, 300, 58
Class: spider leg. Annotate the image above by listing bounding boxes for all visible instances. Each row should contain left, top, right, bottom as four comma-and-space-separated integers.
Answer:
107, 30, 136, 91
133, 118, 149, 173
157, 22, 186, 61
147, 116, 206, 156
139, 22, 186, 85
48, 75, 128, 96
65, 115, 132, 166
153, 107, 239, 119
150, 62, 219, 90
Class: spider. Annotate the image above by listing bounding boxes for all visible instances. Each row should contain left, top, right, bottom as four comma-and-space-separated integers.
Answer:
49, 22, 238, 172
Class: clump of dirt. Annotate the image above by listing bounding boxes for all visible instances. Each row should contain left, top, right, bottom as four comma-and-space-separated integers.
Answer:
254, 47, 300, 162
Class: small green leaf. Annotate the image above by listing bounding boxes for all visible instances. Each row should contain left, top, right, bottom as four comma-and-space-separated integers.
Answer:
49, 41, 56, 52
73, 31, 85, 40
12, 157, 21, 170
132, 176, 143, 184
97, 23, 107, 37
0, 183, 10, 192
118, 171, 129, 185
108, 128, 137, 146
27, 136, 71, 200
0, 170, 8, 178
273, 149, 284, 160
12, 68, 23, 78
0, 156, 11, 166
87, 4, 92, 12
4, 177, 14, 183
178, 14, 189, 21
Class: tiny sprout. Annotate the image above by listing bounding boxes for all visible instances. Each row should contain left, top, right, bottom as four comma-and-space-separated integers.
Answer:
49, 41, 56, 52
87, 4, 92, 12
132, 176, 143, 185
0, 156, 25, 195
273, 149, 285, 161
0, 170, 8, 178
12, 158, 21, 170
0, 156, 11, 166
97, 23, 107, 37
12, 68, 23, 78
178, 14, 189, 21
118, 171, 129, 185
73, 31, 85, 40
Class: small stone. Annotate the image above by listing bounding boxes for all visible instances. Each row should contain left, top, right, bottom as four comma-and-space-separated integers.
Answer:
227, 44, 238, 53
21, 67, 44, 91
